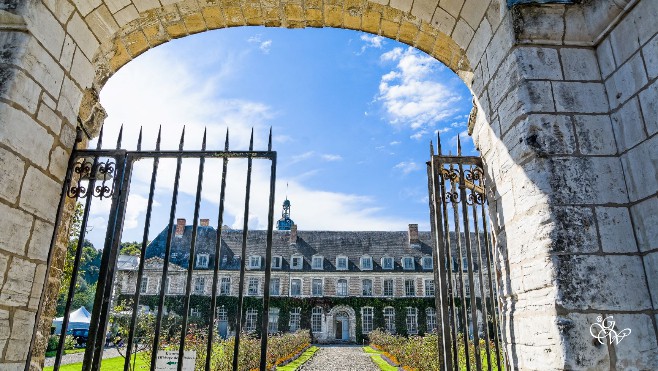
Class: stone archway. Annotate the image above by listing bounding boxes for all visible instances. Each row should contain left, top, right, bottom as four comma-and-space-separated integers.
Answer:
327, 305, 356, 343
1, 1, 657, 370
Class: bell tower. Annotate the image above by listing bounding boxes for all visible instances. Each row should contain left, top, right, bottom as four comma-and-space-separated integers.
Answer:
276, 197, 294, 230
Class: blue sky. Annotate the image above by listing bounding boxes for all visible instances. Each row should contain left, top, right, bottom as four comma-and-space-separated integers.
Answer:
86, 27, 475, 247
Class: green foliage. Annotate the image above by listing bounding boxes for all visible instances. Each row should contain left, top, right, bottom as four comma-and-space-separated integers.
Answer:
120, 241, 143, 256
276, 345, 319, 371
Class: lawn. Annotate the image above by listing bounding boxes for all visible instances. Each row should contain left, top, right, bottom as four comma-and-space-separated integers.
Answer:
363, 346, 398, 371
43, 353, 146, 371
44, 348, 86, 358
276, 346, 319, 371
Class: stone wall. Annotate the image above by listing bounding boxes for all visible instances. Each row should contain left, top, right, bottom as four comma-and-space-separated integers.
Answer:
0, 0, 655, 370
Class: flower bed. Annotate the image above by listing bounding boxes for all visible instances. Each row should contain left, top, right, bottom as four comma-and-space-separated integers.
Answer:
368, 329, 504, 371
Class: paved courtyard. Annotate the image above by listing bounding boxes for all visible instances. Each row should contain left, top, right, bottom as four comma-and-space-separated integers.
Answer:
299, 345, 379, 371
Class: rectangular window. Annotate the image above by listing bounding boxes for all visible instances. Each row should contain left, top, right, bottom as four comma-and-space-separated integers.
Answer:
312, 256, 323, 270
406, 307, 418, 334
336, 279, 348, 296
360, 256, 372, 270
248, 277, 259, 295
220, 277, 231, 295
194, 277, 205, 294
291, 255, 303, 270
249, 256, 261, 269
422, 256, 433, 270
290, 278, 302, 296
336, 256, 348, 270
272, 256, 282, 269
311, 307, 322, 333
140, 277, 148, 294
362, 279, 373, 296
270, 277, 280, 296
268, 308, 279, 333
196, 254, 209, 268
383, 279, 394, 296
312, 279, 323, 296
382, 257, 394, 270
405, 279, 416, 297
402, 257, 415, 270
384, 307, 395, 334
465, 279, 470, 296
190, 307, 200, 317
289, 308, 301, 332
362, 307, 373, 333
426, 308, 437, 333
425, 279, 435, 297
216, 306, 228, 321
245, 308, 258, 332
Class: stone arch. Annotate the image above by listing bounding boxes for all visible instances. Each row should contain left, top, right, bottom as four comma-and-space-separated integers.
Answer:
1, 1, 656, 370
327, 305, 357, 342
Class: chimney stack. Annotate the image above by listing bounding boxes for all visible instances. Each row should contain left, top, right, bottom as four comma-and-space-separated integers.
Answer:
176, 218, 186, 236
408, 224, 420, 247
200, 219, 209, 227
290, 224, 298, 245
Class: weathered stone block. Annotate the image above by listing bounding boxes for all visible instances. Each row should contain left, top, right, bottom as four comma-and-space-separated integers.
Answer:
0, 103, 54, 169
631, 0, 658, 46
57, 76, 84, 125
611, 313, 658, 369
638, 77, 658, 136
555, 255, 651, 311
609, 9, 640, 64
29, 264, 47, 310
0, 147, 25, 204
19, 167, 60, 220
552, 81, 608, 113
410, 0, 437, 23
560, 47, 600, 81
430, 7, 455, 36
71, 0, 102, 17
0, 253, 9, 291
644, 251, 658, 309
573, 114, 617, 155
641, 33, 658, 80
37, 102, 62, 135
621, 135, 658, 202
596, 37, 616, 80
498, 81, 555, 129
560, 313, 610, 369
43, 0, 75, 24
0, 257, 37, 307
611, 97, 646, 152
5, 309, 36, 361
105, 0, 131, 14
630, 196, 658, 252
515, 47, 562, 80
439, 0, 463, 19
85, 5, 120, 42
60, 34, 76, 72
460, 0, 489, 30
1, 68, 41, 114
67, 12, 100, 60
389, 0, 412, 13
25, 1, 66, 59
451, 19, 473, 49
21, 37, 64, 99
466, 17, 491, 67
0, 203, 33, 255
70, 48, 95, 89
507, 114, 576, 160
595, 207, 637, 253
135, 0, 162, 13
0, 308, 9, 361
28, 219, 55, 262
605, 52, 648, 110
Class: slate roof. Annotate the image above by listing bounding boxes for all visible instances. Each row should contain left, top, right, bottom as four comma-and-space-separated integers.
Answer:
144, 225, 485, 273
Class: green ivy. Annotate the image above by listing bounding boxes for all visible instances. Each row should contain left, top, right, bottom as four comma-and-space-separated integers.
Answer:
116, 294, 486, 343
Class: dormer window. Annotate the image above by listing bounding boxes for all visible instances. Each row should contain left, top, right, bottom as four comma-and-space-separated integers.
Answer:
462, 257, 468, 272
422, 256, 433, 270
381, 257, 394, 270
272, 256, 282, 269
312, 255, 323, 270
360, 256, 373, 270
196, 254, 209, 268
402, 257, 415, 270
249, 256, 262, 269
336, 256, 348, 270
291, 254, 303, 270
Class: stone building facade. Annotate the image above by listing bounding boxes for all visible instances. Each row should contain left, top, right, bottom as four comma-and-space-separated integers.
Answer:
115, 221, 487, 343
0, 0, 656, 369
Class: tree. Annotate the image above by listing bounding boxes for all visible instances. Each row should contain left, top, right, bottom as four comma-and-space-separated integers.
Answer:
120, 241, 142, 256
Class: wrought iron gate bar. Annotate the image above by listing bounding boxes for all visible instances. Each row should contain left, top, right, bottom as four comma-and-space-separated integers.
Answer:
70, 149, 276, 159
427, 134, 507, 371
206, 130, 230, 371
177, 129, 207, 371
124, 126, 161, 371
149, 127, 186, 371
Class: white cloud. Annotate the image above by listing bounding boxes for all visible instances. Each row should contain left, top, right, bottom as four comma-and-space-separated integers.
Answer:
393, 161, 421, 174
358, 34, 385, 54
321, 154, 343, 161
376, 47, 461, 138
389, 141, 401, 145
410, 130, 427, 140
248, 35, 273, 54
291, 151, 315, 163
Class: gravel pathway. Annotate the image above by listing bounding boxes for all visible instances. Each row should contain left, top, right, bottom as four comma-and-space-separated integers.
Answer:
44, 348, 122, 367
299, 345, 379, 371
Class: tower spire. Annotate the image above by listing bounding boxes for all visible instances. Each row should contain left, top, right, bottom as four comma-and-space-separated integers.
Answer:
276, 186, 294, 230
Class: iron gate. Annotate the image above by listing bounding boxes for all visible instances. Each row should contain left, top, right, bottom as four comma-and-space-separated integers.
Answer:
30, 126, 278, 371
427, 135, 507, 371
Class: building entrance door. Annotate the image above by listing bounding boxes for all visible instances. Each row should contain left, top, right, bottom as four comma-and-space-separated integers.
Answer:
335, 312, 348, 340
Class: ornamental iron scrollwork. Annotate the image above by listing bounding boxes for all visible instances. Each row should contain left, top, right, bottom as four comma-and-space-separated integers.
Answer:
66, 157, 117, 199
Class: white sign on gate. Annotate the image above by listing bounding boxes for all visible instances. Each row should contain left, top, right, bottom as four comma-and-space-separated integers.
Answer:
155, 350, 196, 370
